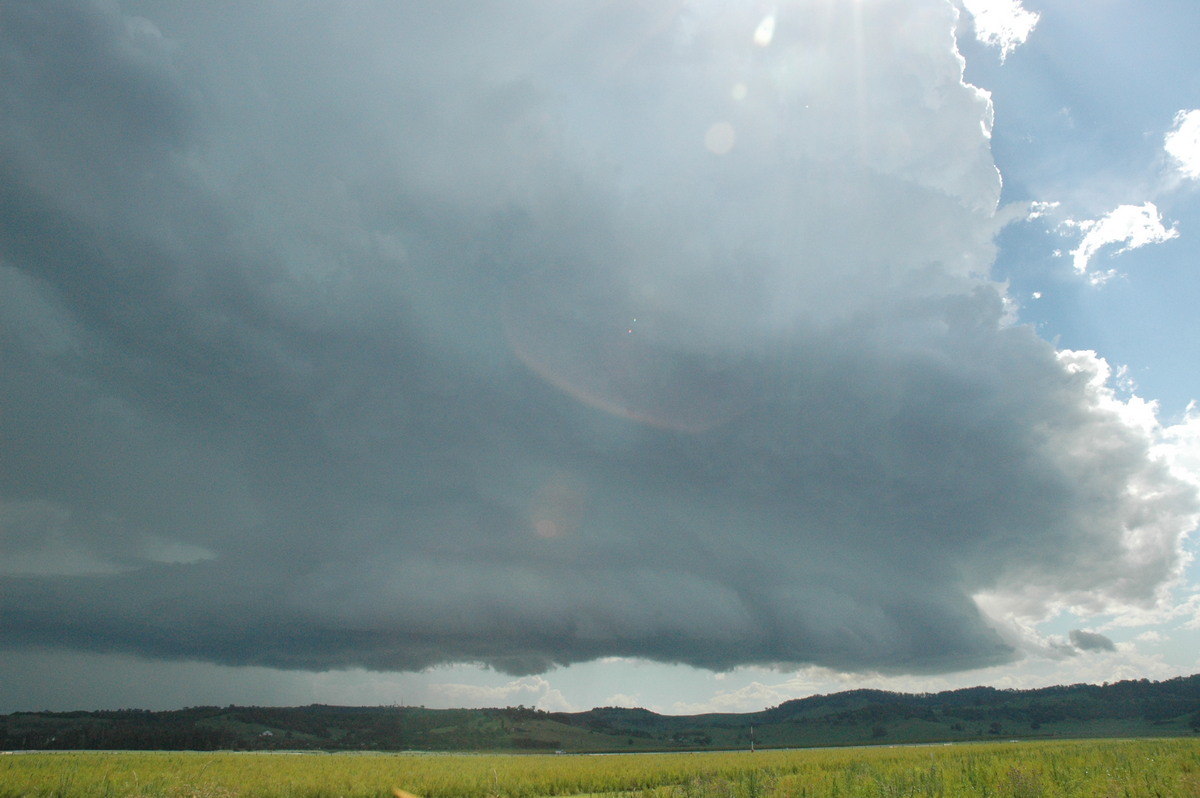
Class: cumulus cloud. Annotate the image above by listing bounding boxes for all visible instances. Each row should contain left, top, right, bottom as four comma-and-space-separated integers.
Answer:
672, 680, 795, 716
1, 0, 1196, 687
1067, 203, 1179, 284
603, 693, 643, 709
430, 676, 572, 712
960, 0, 1040, 61
1165, 110, 1200, 181
1157, 403, 1200, 490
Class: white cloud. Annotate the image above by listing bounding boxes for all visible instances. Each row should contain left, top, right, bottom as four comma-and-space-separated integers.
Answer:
1026, 200, 1060, 221
603, 693, 643, 708
960, 0, 1040, 61
966, 350, 1198, 631
1182, 592, 1200, 631
1165, 109, 1200, 181
1156, 402, 1200, 490
671, 680, 795, 715
430, 675, 574, 712
1068, 202, 1179, 284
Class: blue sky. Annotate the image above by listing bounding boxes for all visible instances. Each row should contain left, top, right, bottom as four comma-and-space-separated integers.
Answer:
2, 0, 1200, 716
968, 0, 1200, 421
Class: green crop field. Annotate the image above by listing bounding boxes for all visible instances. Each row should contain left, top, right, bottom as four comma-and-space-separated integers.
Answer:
3, 738, 1199, 798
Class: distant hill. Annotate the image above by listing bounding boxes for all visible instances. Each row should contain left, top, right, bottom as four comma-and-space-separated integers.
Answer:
4, 675, 1199, 752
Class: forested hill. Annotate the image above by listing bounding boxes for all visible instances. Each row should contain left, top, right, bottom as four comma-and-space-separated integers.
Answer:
5, 675, 1200, 752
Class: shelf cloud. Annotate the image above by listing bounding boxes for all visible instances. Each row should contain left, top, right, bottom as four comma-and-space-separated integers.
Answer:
1, 0, 1196, 680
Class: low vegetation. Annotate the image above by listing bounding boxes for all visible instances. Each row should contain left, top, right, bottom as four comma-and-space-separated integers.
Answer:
5, 675, 1200, 753
3, 738, 1200, 798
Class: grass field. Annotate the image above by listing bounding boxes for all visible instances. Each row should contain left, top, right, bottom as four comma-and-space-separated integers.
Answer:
3, 738, 1199, 798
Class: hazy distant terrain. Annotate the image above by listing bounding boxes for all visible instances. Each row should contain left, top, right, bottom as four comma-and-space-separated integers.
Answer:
5, 675, 1199, 752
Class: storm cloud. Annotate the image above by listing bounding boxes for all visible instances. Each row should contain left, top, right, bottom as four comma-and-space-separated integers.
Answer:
1, 0, 1196, 679
1069, 630, 1117, 653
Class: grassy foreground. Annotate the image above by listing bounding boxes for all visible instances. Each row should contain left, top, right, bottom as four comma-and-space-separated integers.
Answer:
3, 738, 1199, 798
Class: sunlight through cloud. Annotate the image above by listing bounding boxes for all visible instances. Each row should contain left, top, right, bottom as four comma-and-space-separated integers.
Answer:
961, 0, 1039, 61
753, 15, 777, 47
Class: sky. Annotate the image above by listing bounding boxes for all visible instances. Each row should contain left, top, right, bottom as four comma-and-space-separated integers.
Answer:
2, 0, 1200, 716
